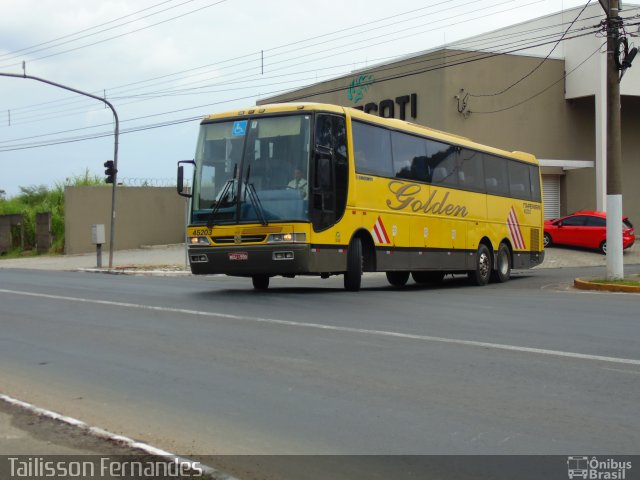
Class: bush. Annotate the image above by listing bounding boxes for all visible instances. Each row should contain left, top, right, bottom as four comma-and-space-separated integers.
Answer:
0, 169, 105, 255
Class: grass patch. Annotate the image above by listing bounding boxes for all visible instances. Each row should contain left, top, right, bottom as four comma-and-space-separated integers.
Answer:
590, 274, 640, 287
0, 248, 39, 260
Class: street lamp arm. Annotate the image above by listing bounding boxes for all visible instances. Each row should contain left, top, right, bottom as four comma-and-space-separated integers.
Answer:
0, 71, 119, 269
0, 72, 119, 129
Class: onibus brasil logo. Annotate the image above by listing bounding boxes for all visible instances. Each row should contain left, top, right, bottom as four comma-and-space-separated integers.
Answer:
567, 456, 632, 479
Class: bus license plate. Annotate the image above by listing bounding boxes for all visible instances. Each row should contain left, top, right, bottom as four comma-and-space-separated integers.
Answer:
228, 252, 248, 261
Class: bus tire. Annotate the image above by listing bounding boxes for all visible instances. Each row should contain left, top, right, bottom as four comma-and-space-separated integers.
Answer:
252, 275, 270, 290
411, 271, 445, 284
468, 243, 492, 286
491, 243, 511, 283
386, 271, 409, 287
344, 237, 363, 292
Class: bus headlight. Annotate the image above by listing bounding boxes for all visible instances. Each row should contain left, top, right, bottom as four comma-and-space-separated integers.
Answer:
267, 233, 306, 243
189, 236, 211, 245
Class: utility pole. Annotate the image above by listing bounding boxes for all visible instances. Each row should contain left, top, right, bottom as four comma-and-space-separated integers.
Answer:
0, 70, 119, 269
603, 0, 624, 279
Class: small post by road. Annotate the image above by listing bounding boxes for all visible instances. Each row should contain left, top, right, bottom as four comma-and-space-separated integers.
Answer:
92, 224, 105, 269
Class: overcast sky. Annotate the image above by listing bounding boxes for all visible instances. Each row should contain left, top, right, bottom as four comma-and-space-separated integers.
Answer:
0, 0, 593, 197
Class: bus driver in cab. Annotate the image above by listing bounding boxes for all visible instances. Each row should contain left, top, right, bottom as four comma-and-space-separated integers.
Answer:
288, 167, 308, 198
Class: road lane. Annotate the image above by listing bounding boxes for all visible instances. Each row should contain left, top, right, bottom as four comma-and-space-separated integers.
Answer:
1, 268, 639, 456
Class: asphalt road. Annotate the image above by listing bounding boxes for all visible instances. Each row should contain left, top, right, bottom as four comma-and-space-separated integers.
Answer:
1, 267, 639, 477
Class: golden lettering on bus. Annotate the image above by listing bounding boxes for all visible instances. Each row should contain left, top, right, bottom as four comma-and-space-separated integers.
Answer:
386, 181, 468, 217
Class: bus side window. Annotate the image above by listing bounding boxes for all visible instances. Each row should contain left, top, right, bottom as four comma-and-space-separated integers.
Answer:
483, 154, 509, 195
457, 148, 485, 191
508, 161, 532, 200
427, 142, 458, 186
352, 121, 392, 177
529, 165, 542, 202
391, 131, 427, 181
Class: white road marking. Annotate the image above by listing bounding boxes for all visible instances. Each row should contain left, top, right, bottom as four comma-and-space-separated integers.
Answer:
2, 288, 640, 367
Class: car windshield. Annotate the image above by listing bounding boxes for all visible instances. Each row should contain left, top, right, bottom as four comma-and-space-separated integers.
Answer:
190, 115, 312, 225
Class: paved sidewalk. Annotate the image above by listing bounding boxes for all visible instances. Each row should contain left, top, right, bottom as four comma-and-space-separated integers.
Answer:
0, 244, 188, 272
0, 243, 639, 272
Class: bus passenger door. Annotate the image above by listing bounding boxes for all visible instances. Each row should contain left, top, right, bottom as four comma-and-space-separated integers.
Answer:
311, 147, 335, 228
310, 114, 348, 232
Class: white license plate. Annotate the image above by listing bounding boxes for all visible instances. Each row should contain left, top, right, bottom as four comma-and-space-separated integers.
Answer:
228, 252, 248, 261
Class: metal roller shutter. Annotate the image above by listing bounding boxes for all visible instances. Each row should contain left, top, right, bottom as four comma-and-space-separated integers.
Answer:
542, 175, 560, 220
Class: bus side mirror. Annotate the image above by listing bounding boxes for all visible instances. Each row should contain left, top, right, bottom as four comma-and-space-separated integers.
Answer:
177, 160, 195, 198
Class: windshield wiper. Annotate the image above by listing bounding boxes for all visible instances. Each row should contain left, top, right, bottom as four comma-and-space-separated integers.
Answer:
207, 164, 237, 228
244, 165, 268, 226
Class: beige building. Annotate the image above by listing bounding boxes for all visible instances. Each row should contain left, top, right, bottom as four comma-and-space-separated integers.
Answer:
260, 4, 640, 224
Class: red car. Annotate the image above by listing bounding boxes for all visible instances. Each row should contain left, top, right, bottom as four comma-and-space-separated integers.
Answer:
544, 210, 635, 254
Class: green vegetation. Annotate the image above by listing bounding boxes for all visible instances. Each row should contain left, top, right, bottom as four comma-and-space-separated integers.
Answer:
0, 169, 105, 256
591, 275, 640, 287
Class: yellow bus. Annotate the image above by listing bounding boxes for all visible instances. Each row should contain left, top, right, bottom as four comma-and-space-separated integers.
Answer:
177, 102, 544, 291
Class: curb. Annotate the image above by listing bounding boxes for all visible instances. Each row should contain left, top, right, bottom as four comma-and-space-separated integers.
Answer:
77, 268, 191, 276
0, 393, 236, 480
574, 278, 640, 293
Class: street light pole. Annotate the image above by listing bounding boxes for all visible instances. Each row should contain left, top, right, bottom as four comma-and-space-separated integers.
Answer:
0, 70, 119, 269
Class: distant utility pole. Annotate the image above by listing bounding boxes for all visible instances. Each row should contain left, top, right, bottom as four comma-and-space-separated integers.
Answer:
603, 0, 624, 279
0, 69, 119, 269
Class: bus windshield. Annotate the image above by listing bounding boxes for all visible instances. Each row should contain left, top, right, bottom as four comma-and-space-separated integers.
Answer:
191, 114, 312, 225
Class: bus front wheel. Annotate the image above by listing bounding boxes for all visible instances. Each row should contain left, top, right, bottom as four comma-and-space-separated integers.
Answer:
252, 275, 270, 290
468, 244, 492, 286
344, 238, 363, 291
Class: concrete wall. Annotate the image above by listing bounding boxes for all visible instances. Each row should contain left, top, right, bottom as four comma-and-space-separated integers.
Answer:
65, 186, 187, 255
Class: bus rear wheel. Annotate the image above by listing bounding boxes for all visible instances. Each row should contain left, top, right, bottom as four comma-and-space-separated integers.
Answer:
490, 243, 511, 283
344, 237, 363, 292
412, 271, 445, 284
252, 275, 270, 290
468, 244, 492, 286
386, 271, 409, 287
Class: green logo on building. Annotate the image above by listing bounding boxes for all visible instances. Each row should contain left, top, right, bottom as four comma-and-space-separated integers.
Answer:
347, 74, 374, 103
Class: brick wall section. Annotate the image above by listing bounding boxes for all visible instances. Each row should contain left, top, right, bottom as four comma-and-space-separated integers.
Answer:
36, 212, 52, 253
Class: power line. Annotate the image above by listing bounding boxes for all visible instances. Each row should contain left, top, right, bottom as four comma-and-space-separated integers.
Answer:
471, 42, 606, 113
469, 0, 594, 98
0, 0, 228, 70
3, 18, 597, 130
2, 0, 542, 118
0, 28, 601, 153
0, 0, 184, 60
2, 14, 604, 130
4, 0, 572, 131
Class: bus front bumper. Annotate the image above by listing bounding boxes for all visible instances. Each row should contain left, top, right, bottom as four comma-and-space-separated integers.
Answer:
188, 244, 316, 276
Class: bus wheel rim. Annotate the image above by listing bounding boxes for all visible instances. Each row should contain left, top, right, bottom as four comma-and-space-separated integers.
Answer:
479, 252, 490, 277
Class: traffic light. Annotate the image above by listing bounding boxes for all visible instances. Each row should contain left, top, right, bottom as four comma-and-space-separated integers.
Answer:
104, 160, 117, 184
